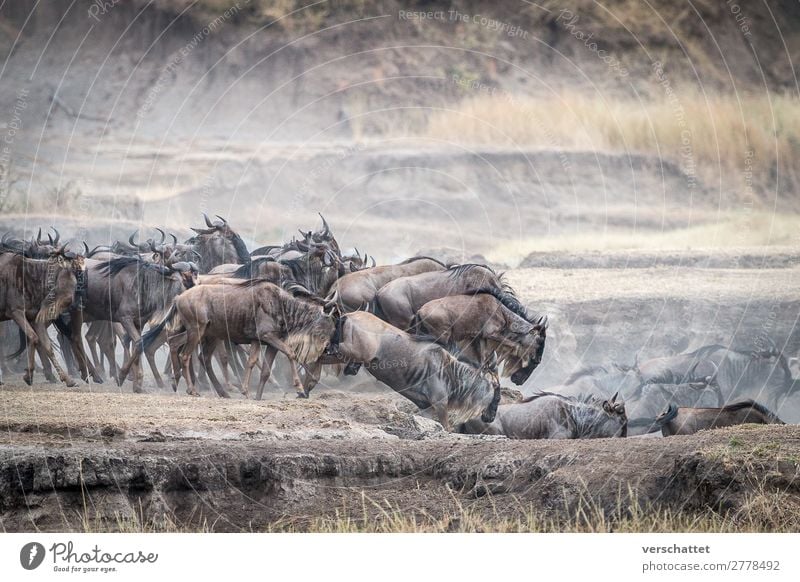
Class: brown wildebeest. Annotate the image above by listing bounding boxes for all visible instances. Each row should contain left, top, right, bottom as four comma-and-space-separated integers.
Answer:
375, 263, 525, 330
410, 293, 547, 385
146, 279, 336, 398
326, 311, 500, 431
0, 245, 85, 386
651, 400, 784, 436
325, 256, 447, 313
460, 392, 627, 439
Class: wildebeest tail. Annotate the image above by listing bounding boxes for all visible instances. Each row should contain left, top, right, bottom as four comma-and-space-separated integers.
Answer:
627, 404, 678, 434
53, 314, 72, 339
140, 303, 178, 354
5, 327, 27, 360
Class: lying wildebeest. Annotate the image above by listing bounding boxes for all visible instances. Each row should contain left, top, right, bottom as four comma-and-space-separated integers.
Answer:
325, 256, 447, 313
460, 391, 627, 439
638, 400, 784, 436
143, 279, 336, 398
375, 263, 525, 330
0, 245, 85, 386
410, 293, 547, 385
186, 214, 250, 273
327, 311, 500, 430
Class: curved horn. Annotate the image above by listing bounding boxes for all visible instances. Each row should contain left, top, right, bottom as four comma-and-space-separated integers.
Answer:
48, 232, 54, 245
215, 215, 227, 225
129, 230, 139, 247
82, 241, 90, 256
318, 213, 331, 236
155, 227, 166, 244
51, 227, 60, 245
611, 391, 618, 404
170, 233, 178, 246
36, 227, 43, 245
370, 255, 376, 268
203, 213, 214, 227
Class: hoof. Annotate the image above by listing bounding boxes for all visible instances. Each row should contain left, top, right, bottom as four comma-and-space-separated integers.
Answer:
23, 374, 33, 386
187, 389, 200, 397
295, 391, 309, 399
64, 379, 78, 388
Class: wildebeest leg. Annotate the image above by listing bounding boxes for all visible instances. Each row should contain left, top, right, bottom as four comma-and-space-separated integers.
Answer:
67, 313, 102, 384
239, 342, 262, 398
181, 326, 205, 397
255, 346, 279, 400
212, 344, 237, 393
143, 329, 166, 390
10, 311, 38, 385
258, 335, 307, 398
118, 319, 145, 393
34, 339, 58, 383
34, 322, 76, 387
167, 331, 186, 391
200, 338, 230, 398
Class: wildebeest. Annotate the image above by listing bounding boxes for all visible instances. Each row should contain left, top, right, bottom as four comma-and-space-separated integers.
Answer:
186, 214, 250, 273
144, 279, 336, 398
327, 311, 500, 430
622, 344, 797, 409
77, 256, 198, 392
460, 391, 627, 439
375, 263, 525, 330
325, 256, 447, 312
642, 400, 784, 436
0, 245, 85, 386
411, 293, 547, 385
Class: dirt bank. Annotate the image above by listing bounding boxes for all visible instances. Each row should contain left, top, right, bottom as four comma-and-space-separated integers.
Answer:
1, 385, 799, 532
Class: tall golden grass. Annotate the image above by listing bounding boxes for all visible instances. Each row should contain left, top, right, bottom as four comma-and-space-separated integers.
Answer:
425, 92, 800, 197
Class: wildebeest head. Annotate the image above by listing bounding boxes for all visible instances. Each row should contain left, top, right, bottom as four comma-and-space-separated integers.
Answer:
171, 261, 199, 289
600, 392, 627, 437
189, 214, 250, 271
507, 315, 548, 385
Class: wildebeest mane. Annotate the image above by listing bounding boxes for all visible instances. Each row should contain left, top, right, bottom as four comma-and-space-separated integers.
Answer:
230, 256, 276, 279
96, 256, 169, 278
720, 399, 783, 422
399, 255, 448, 267
229, 232, 251, 264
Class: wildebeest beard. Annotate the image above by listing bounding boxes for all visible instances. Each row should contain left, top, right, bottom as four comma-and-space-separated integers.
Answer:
436, 350, 499, 425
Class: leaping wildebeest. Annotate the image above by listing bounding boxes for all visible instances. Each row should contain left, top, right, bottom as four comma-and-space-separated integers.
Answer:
410, 293, 547, 385
459, 391, 627, 439
375, 263, 525, 330
327, 311, 500, 431
0, 245, 85, 386
325, 256, 448, 313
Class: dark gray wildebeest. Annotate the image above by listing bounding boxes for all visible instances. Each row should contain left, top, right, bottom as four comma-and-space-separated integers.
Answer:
325, 256, 447, 313
459, 391, 627, 439
375, 263, 525, 330
251, 214, 341, 261
0, 245, 85, 386
622, 343, 798, 409
410, 293, 547, 386
637, 400, 784, 436
186, 214, 250, 273
140, 279, 336, 398
76, 256, 198, 392
325, 311, 500, 431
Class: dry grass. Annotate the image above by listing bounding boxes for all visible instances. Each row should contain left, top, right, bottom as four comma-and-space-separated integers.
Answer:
425, 92, 800, 198
486, 211, 800, 263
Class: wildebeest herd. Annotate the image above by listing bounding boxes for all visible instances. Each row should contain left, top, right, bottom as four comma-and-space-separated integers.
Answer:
1, 215, 797, 438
